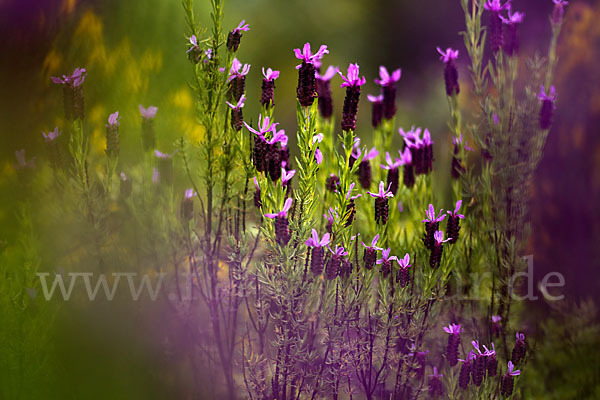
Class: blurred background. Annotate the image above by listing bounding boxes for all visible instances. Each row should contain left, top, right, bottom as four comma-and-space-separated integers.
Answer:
1, 0, 599, 398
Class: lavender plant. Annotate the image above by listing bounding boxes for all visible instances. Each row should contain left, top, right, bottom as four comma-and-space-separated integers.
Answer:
8, 0, 571, 398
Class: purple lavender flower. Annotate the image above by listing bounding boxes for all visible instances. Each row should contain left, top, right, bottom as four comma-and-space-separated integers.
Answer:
261, 67, 279, 108
186, 35, 202, 63
344, 182, 362, 227
245, 114, 276, 172
265, 128, 287, 182
105, 111, 120, 158
367, 93, 384, 128
362, 234, 383, 270
253, 177, 261, 209
42, 127, 61, 142
368, 181, 394, 225
512, 332, 526, 364
339, 63, 366, 132
376, 248, 398, 278
316, 66, 338, 118
395, 253, 411, 288
374, 66, 402, 120
352, 141, 379, 189
443, 323, 463, 366
51, 67, 87, 120
491, 315, 502, 336
501, 361, 521, 396
154, 149, 175, 185
306, 229, 331, 276
484, 0, 511, 54
430, 231, 451, 268
437, 47, 460, 96
139, 105, 158, 151
226, 94, 246, 131
380, 152, 403, 195
458, 351, 476, 389
552, 0, 568, 25
401, 126, 434, 175
326, 173, 340, 192
483, 343, 498, 377
538, 85, 556, 130
181, 188, 197, 221
422, 204, 446, 250
326, 245, 348, 280
227, 20, 250, 52
15, 149, 36, 170
446, 200, 465, 244
265, 198, 293, 245
470, 341, 487, 386
295, 43, 329, 107
501, 10, 525, 56
427, 367, 444, 398
228, 58, 251, 101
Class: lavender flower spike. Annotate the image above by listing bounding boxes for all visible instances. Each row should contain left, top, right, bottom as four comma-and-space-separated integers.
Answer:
265, 198, 293, 245
325, 245, 348, 280
51, 67, 87, 120
261, 67, 279, 108
154, 149, 175, 185
501, 361, 521, 396
484, 0, 511, 54
362, 234, 383, 270
42, 127, 61, 142
552, 0, 568, 25
316, 66, 338, 118
427, 367, 444, 397
395, 253, 411, 288
380, 152, 403, 195
446, 200, 465, 244
437, 47, 460, 96
344, 182, 362, 226
512, 331, 526, 364
423, 204, 446, 250
306, 229, 331, 276
374, 66, 402, 119
501, 10, 525, 56
443, 323, 463, 366
376, 248, 398, 278
538, 85, 557, 130
105, 111, 120, 158
227, 19, 250, 52
430, 231, 451, 269
352, 142, 379, 189
368, 181, 394, 225
367, 93, 384, 128
339, 63, 366, 132
295, 43, 329, 107
228, 58, 251, 101
227, 94, 246, 131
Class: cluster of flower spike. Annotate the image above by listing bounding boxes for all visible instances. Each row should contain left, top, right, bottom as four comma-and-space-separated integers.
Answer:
421, 201, 464, 268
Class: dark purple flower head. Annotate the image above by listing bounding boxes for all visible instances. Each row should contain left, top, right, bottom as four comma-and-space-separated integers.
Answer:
368, 181, 394, 198
374, 66, 402, 87
262, 67, 280, 81
294, 43, 329, 68
501, 10, 525, 55
42, 127, 61, 142
437, 47, 459, 63
265, 197, 293, 219
328, 245, 348, 258
106, 111, 120, 128
428, 366, 443, 379
51, 67, 87, 87
139, 104, 158, 119
226, 94, 246, 110
552, 0, 568, 25
376, 248, 397, 264
516, 331, 525, 341
423, 204, 446, 223
316, 65, 338, 81
483, 0, 510, 12
305, 229, 331, 248
227, 58, 251, 83
443, 323, 463, 335
244, 114, 276, 138
339, 63, 366, 88
506, 361, 521, 376
538, 86, 557, 130
362, 234, 383, 251
380, 152, 403, 170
